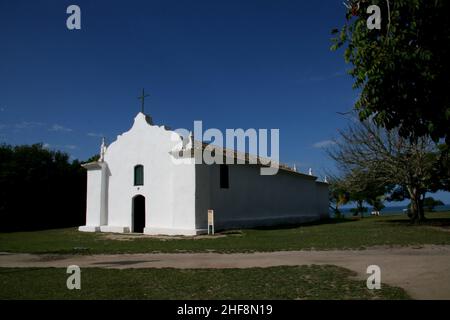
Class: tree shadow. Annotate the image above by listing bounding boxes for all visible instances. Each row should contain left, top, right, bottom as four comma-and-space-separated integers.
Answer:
381, 216, 450, 227
249, 218, 356, 231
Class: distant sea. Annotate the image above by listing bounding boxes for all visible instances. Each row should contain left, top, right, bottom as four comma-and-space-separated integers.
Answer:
332, 204, 450, 218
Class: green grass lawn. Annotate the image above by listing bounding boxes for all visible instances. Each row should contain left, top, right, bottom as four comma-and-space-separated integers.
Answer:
0, 212, 449, 254
0, 265, 409, 300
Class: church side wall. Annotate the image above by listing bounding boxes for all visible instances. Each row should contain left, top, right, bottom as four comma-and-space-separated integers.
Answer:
195, 164, 212, 231
195, 164, 329, 230
315, 182, 330, 220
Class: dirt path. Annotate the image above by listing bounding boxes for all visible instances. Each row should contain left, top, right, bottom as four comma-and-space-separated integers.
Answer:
1, 245, 450, 300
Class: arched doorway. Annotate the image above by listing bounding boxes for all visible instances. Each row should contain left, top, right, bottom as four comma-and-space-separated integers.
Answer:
132, 195, 145, 233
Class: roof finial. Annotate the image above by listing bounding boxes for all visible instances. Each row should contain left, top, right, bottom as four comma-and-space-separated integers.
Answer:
138, 88, 150, 114
99, 137, 107, 162
308, 168, 313, 176
293, 164, 297, 172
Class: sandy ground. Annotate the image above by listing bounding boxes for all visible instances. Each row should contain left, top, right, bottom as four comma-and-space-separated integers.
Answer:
1, 245, 450, 300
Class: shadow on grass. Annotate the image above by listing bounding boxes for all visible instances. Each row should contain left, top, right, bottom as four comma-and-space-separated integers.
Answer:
382, 216, 450, 227
249, 218, 355, 231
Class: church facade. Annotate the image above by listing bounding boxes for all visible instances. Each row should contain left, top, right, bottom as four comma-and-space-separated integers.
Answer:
79, 113, 329, 235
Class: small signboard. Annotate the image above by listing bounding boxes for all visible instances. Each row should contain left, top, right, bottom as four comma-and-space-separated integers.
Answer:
207, 209, 214, 235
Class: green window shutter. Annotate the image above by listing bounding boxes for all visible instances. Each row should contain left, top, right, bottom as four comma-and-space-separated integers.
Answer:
134, 165, 144, 186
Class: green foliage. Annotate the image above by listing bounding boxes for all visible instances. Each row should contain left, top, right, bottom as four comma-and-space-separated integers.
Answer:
328, 178, 350, 218
367, 196, 385, 212
332, 0, 450, 143
0, 144, 86, 231
332, 168, 387, 217
423, 197, 445, 212
83, 154, 100, 163
350, 204, 368, 216
434, 144, 450, 191
327, 117, 447, 222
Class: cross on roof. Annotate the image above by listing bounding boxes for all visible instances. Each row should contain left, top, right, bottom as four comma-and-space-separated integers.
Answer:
138, 88, 150, 114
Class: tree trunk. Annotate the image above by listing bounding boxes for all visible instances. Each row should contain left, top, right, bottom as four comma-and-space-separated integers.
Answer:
336, 203, 342, 219
409, 187, 420, 223
330, 204, 341, 219
418, 194, 426, 221
358, 200, 364, 219
408, 187, 426, 223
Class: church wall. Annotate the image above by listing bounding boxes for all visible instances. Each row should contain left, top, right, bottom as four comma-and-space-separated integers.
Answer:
85, 169, 103, 227
168, 158, 197, 234
315, 182, 330, 220
194, 164, 212, 231
100, 113, 197, 235
195, 163, 328, 230
80, 113, 329, 236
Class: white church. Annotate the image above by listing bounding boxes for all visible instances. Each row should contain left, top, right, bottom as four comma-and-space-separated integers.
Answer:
79, 112, 329, 236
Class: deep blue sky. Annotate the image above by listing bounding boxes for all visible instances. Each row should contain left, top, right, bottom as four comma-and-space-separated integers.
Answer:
1, 0, 448, 204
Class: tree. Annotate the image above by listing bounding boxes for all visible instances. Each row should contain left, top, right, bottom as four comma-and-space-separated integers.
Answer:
350, 205, 368, 217
0, 143, 86, 231
83, 154, 100, 164
334, 168, 385, 218
434, 144, 450, 192
328, 177, 350, 218
367, 196, 385, 213
327, 117, 445, 223
423, 197, 444, 212
332, 0, 450, 143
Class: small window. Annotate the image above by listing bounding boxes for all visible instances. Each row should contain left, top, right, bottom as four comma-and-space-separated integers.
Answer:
134, 165, 144, 186
220, 164, 229, 189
